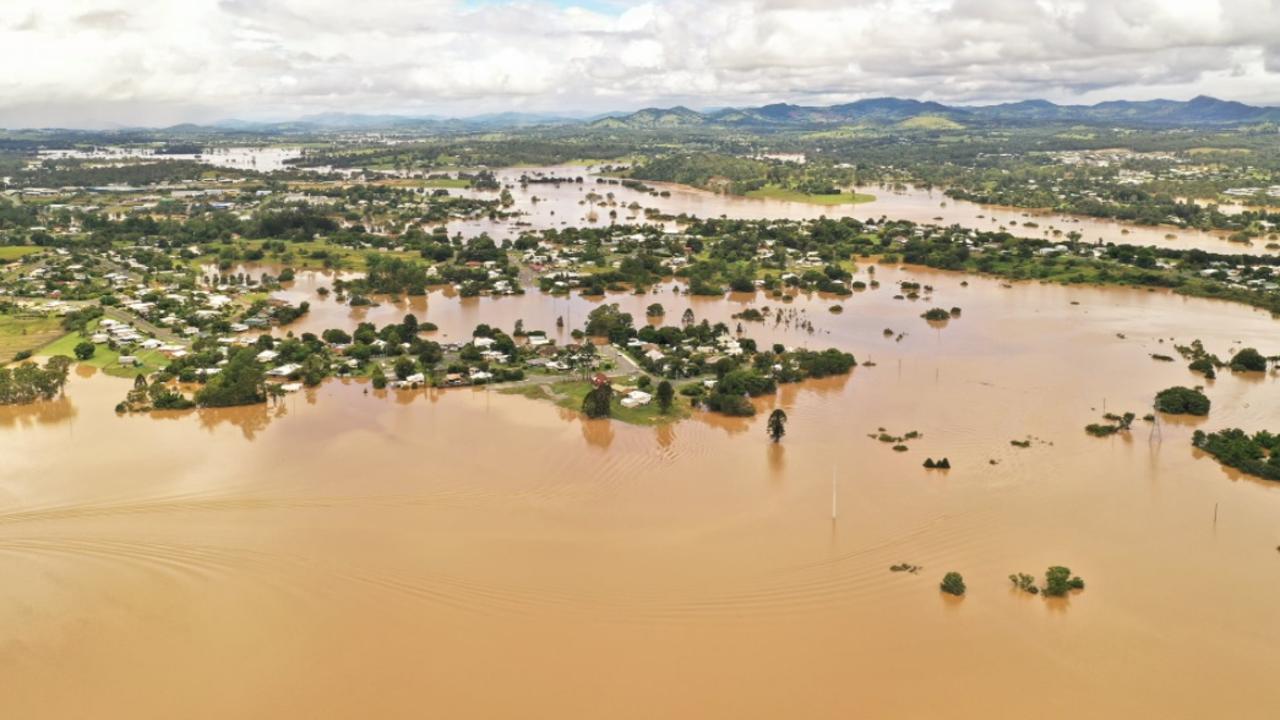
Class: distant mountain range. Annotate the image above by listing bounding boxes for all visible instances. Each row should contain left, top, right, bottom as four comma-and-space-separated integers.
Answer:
587, 96, 1280, 130
205, 110, 599, 134
13, 96, 1277, 135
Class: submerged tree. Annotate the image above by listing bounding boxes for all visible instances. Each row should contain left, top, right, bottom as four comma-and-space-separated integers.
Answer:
767, 409, 787, 443
1154, 386, 1210, 416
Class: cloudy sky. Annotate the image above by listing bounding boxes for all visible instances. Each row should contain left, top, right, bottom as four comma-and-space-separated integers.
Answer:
2, 0, 1279, 127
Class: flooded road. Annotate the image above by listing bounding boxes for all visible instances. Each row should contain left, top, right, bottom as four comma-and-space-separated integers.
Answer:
3, 269, 1280, 718
438, 165, 1277, 256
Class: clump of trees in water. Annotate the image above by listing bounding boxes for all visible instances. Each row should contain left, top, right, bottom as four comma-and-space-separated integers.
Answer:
923, 457, 951, 469
1009, 567, 1086, 596
940, 572, 966, 596
1085, 411, 1136, 437
1229, 347, 1268, 373
921, 307, 951, 322
1192, 428, 1280, 482
1175, 339, 1224, 379
0, 356, 70, 405
1154, 386, 1210, 415
116, 373, 195, 413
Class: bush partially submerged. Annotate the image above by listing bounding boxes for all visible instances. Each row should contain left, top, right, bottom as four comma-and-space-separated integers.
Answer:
940, 572, 966, 596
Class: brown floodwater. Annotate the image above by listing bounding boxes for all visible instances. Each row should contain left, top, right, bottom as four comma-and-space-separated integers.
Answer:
440, 165, 1278, 256
4, 266, 1280, 718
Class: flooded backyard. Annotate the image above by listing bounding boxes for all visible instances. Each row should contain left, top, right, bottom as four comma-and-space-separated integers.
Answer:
3, 268, 1280, 718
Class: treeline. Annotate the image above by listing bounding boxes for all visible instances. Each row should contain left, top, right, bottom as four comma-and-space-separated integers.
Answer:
15, 160, 243, 188
0, 356, 71, 405
1193, 428, 1280, 482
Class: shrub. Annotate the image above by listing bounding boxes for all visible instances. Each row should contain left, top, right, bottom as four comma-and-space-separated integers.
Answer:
1042, 566, 1085, 597
73, 341, 96, 360
940, 572, 966, 596
1009, 573, 1038, 594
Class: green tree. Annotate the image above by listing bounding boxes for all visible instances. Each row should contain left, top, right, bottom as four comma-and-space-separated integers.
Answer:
1154, 386, 1210, 416
767, 408, 787, 442
656, 380, 674, 413
1229, 347, 1267, 372
73, 341, 96, 360
302, 354, 327, 387
194, 348, 265, 407
582, 382, 613, 418
1042, 566, 1085, 597
394, 357, 417, 380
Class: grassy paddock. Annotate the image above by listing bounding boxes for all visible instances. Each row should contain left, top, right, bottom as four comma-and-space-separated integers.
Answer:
502, 378, 690, 426
0, 246, 42, 261
745, 185, 876, 206
0, 314, 64, 361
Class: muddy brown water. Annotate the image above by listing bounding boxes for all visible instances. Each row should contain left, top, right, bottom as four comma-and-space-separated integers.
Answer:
4, 264, 1280, 718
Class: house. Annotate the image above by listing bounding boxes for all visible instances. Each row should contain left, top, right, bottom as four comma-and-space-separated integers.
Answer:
620, 390, 652, 409
266, 363, 301, 377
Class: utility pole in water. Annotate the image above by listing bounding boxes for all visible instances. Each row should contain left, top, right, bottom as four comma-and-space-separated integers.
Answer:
831, 465, 838, 522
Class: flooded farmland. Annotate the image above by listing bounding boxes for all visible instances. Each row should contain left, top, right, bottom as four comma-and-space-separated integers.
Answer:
439, 165, 1279, 256
3, 267, 1280, 719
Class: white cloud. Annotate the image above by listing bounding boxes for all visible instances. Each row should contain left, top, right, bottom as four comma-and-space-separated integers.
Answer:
1, 0, 1278, 127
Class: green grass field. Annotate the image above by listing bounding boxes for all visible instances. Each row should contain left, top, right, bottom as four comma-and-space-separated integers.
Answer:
0, 246, 42, 261
745, 185, 876, 206
0, 314, 65, 362
503, 377, 690, 426
419, 177, 472, 188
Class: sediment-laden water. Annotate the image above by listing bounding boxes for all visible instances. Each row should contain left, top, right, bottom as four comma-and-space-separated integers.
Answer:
3, 268, 1279, 718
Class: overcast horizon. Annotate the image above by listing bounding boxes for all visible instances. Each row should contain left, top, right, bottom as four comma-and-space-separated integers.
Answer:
3, 0, 1280, 129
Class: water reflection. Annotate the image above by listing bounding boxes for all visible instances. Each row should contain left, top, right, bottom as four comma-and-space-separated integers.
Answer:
0, 396, 78, 428
579, 416, 615, 449
195, 401, 287, 440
